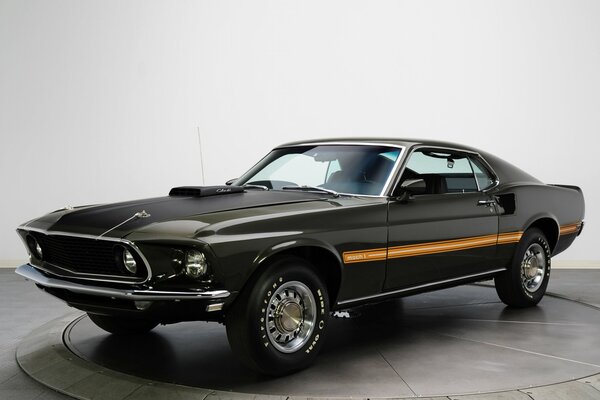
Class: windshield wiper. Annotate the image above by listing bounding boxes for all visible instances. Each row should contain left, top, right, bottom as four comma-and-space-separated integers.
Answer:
282, 185, 339, 198
243, 184, 269, 191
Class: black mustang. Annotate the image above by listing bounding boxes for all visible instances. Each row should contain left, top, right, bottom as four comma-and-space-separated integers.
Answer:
16, 138, 585, 375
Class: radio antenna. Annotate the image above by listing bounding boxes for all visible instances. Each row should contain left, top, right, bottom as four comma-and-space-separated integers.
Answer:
197, 127, 206, 186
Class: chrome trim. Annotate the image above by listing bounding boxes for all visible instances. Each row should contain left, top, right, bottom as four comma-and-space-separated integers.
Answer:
478, 154, 501, 193
279, 141, 407, 149
380, 146, 406, 196
336, 268, 506, 306
468, 157, 481, 192
16, 264, 230, 301
477, 199, 496, 207
578, 221, 585, 237
17, 227, 153, 285
282, 185, 340, 197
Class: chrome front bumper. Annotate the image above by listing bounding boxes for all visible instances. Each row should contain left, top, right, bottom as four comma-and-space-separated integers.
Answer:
16, 264, 231, 301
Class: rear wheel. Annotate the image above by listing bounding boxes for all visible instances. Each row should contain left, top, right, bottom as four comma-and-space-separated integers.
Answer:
225, 256, 329, 375
87, 313, 158, 335
495, 228, 551, 307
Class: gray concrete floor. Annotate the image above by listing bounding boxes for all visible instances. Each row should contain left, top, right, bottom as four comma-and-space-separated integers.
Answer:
0, 269, 72, 400
1, 268, 600, 399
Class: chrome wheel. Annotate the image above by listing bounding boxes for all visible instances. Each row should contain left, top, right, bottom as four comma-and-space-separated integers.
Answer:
521, 243, 546, 293
265, 281, 316, 353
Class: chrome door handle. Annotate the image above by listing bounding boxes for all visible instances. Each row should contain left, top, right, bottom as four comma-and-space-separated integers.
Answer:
477, 199, 496, 207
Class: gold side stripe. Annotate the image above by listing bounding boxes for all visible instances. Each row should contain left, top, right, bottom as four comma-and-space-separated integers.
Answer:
342, 221, 582, 264
388, 234, 499, 251
343, 232, 522, 264
560, 223, 581, 236
497, 232, 523, 244
387, 235, 498, 259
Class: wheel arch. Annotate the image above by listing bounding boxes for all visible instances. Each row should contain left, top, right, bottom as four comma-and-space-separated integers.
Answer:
524, 216, 560, 253
249, 239, 343, 306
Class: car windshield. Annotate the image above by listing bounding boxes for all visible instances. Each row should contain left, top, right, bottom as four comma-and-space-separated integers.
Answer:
236, 145, 402, 196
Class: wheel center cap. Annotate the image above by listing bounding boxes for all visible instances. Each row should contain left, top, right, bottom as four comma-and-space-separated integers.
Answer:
276, 301, 303, 333
524, 256, 539, 279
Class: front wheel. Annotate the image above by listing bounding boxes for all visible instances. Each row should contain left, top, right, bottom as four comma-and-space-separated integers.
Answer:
225, 256, 329, 376
87, 313, 158, 335
494, 228, 551, 307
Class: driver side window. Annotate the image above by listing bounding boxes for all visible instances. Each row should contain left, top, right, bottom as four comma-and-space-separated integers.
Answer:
398, 149, 480, 195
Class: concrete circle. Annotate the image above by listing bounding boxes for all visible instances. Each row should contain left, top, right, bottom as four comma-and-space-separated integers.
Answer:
59, 285, 600, 398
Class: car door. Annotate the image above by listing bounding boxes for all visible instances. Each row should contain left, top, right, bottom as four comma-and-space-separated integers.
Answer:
384, 147, 499, 291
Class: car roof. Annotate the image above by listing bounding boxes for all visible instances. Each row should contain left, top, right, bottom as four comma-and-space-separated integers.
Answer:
277, 137, 480, 153
276, 137, 542, 185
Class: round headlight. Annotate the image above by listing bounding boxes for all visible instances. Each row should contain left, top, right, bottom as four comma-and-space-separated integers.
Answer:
122, 249, 137, 274
26, 236, 43, 260
185, 250, 208, 279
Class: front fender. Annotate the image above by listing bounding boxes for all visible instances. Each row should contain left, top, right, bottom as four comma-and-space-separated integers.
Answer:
253, 237, 343, 269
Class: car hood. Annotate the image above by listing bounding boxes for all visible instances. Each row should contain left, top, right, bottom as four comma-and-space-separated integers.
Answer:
22, 190, 332, 238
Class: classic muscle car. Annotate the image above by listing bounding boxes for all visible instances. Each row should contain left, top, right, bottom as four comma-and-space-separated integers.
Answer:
16, 138, 584, 375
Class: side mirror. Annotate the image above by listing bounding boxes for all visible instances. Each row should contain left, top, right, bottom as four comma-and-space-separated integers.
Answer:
395, 189, 411, 203
394, 179, 427, 202
225, 178, 238, 186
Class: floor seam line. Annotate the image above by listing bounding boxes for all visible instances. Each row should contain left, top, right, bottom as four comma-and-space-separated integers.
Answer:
121, 383, 150, 400
434, 331, 600, 369
581, 381, 600, 395
201, 390, 216, 400
31, 390, 46, 400
378, 350, 418, 397
517, 389, 535, 400
0, 370, 21, 385
451, 319, 591, 326
405, 300, 501, 311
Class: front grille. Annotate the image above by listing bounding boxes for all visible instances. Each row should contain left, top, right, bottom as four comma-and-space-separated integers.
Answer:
29, 232, 147, 281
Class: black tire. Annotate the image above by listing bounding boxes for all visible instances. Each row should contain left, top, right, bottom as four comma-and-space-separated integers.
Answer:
225, 256, 330, 376
494, 228, 551, 308
87, 313, 158, 335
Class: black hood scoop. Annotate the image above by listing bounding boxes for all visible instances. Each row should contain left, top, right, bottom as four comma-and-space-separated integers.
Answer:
169, 185, 244, 197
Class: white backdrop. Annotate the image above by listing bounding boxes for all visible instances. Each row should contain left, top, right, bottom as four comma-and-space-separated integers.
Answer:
1, 0, 598, 263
